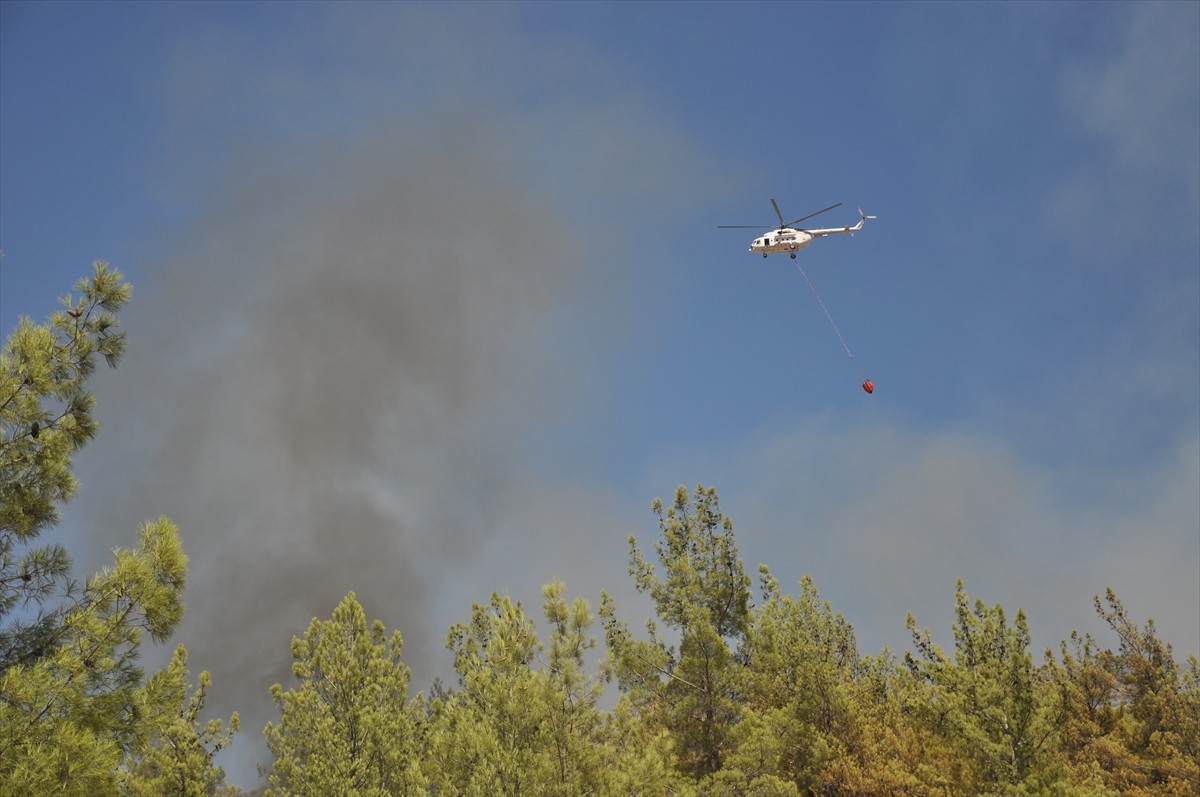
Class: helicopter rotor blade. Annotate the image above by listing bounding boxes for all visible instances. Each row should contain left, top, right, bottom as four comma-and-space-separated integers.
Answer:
788, 202, 843, 228
771, 198, 786, 228
718, 200, 846, 230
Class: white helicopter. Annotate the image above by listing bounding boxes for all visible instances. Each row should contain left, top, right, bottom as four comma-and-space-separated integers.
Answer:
719, 199, 876, 258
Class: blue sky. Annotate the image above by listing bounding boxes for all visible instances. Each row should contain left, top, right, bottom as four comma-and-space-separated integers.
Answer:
3, 1, 1197, 786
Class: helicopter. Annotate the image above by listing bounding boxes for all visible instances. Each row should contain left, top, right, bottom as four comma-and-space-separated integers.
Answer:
719, 199, 876, 258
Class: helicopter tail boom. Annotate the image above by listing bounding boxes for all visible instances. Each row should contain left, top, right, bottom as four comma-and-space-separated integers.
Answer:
806, 208, 876, 237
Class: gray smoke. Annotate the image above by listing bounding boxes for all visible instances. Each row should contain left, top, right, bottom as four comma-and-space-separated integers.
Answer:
76, 128, 566, 779
60, 8, 723, 784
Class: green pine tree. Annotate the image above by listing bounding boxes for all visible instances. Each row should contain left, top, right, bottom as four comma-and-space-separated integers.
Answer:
119, 645, 240, 797
725, 569, 859, 791
1, 261, 131, 668
603, 484, 751, 777
426, 582, 680, 797
263, 592, 426, 797
1047, 590, 1200, 795
905, 580, 1066, 794
0, 264, 194, 795
427, 590, 560, 796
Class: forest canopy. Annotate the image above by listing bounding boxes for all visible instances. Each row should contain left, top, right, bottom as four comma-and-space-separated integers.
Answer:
2, 267, 1197, 795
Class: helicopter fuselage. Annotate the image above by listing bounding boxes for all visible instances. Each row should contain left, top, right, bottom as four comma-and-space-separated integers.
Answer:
750, 227, 814, 256
747, 215, 870, 258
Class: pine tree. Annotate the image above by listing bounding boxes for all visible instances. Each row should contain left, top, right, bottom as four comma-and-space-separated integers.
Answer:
0, 264, 192, 795
120, 645, 240, 797
1, 261, 131, 668
905, 580, 1066, 794
426, 590, 561, 796
726, 569, 859, 791
0, 517, 189, 796
1048, 590, 1200, 795
426, 583, 680, 797
263, 592, 426, 797
603, 484, 751, 777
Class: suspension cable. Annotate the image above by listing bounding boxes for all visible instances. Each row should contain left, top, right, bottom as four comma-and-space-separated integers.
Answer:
795, 261, 853, 361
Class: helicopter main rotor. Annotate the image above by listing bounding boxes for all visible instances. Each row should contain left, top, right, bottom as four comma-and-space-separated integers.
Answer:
718, 199, 844, 231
